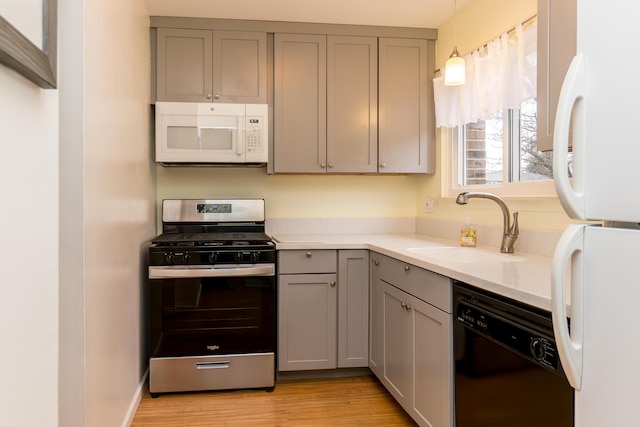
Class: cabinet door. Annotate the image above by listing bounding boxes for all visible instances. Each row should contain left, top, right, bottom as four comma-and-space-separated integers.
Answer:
537, 0, 577, 151
212, 31, 267, 104
337, 250, 369, 368
378, 38, 434, 174
410, 294, 453, 427
156, 28, 213, 102
327, 36, 378, 173
381, 282, 412, 409
368, 256, 383, 377
278, 273, 337, 371
274, 34, 327, 173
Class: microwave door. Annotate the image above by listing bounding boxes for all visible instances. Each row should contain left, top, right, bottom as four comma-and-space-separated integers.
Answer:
198, 115, 244, 163
158, 113, 243, 163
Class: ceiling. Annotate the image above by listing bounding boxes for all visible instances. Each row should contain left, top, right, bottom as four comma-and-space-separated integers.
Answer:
144, 0, 473, 29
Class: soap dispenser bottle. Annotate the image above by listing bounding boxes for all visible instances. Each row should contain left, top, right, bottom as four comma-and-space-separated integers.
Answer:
460, 217, 476, 247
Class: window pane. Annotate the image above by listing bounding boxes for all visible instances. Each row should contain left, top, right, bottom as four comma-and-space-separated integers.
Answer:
519, 98, 553, 181
462, 111, 503, 185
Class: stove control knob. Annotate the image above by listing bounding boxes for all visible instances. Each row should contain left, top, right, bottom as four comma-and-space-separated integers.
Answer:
183, 253, 192, 264
250, 251, 260, 262
165, 252, 175, 264
209, 252, 218, 263
234, 251, 243, 262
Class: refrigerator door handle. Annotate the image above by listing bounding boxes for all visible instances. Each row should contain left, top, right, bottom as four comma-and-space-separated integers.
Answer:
551, 224, 584, 390
553, 54, 587, 220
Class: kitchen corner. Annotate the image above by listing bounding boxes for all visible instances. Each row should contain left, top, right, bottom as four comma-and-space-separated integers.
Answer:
272, 228, 560, 312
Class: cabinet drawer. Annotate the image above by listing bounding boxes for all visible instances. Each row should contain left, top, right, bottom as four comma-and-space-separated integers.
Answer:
377, 253, 451, 313
279, 250, 337, 274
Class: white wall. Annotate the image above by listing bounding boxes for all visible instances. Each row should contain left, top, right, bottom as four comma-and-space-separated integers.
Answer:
0, 47, 59, 427
59, 0, 156, 426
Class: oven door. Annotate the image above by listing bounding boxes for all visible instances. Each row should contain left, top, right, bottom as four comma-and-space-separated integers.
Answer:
148, 264, 276, 358
148, 264, 276, 394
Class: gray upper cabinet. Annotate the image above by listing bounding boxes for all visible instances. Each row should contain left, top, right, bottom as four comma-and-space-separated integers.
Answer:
327, 36, 378, 173
156, 28, 267, 103
378, 38, 435, 174
151, 18, 436, 173
274, 34, 378, 173
274, 34, 327, 173
537, 0, 576, 151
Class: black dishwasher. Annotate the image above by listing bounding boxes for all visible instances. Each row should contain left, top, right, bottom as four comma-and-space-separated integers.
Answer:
453, 282, 573, 426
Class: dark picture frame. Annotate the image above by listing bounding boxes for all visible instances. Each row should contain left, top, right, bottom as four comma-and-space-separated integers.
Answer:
0, 0, 57, 89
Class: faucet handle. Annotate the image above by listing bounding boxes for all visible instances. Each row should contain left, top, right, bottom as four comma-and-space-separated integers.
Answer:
509, 212, 519, 236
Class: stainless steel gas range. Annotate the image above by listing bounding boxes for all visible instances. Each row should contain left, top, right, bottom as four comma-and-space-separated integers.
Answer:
147, 199, 276, 397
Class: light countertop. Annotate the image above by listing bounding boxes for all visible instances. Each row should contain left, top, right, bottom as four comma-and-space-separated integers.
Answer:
272, 233, 559, 312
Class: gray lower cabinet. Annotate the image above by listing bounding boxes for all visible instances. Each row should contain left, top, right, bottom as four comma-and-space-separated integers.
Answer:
337, 250, 370, 367
371, 253, 453, 427
155, 28, 267, 103
368, 254, 384, 377
278, 249, 369, 371
274, 34, 377, 173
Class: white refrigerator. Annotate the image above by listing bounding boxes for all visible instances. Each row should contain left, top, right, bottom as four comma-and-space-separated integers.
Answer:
550, 1, 640, 426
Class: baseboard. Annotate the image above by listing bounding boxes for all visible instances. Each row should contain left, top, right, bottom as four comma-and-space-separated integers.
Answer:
276, 367, 372, 381
122, 368, 149, 427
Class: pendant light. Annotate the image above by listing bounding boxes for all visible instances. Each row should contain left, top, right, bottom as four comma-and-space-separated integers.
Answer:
444, 0, 465, 86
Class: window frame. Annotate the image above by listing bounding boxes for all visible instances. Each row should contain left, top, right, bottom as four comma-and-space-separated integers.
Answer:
444, 110, 558, 199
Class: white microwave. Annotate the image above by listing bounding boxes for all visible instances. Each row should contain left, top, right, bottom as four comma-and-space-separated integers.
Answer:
155, 102, 268, 165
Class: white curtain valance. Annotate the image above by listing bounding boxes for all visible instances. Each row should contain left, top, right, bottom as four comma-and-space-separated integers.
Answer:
433, 19, 537, 128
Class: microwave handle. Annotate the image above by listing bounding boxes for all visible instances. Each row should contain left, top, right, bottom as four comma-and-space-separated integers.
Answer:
236, 117, 245, 156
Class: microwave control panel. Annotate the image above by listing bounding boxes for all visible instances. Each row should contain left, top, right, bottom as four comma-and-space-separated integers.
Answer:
246, 117, 263, 153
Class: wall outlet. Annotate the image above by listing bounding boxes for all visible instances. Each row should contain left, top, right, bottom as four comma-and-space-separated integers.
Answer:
425, 197, 435, 213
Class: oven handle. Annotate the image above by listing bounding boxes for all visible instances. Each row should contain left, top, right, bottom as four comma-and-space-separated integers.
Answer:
196, 361, 230, 370
148, 264, 275, 279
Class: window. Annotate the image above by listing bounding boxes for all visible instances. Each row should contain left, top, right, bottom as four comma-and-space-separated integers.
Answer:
452, 97, 570, 197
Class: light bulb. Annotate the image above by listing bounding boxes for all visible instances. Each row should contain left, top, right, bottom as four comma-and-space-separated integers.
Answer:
444, 47, 465, 86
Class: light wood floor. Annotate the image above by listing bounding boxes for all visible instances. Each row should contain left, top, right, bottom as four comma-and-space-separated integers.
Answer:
131, 375, 417, 426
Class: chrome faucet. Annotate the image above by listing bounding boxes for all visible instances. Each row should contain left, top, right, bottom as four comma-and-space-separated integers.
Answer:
455, 192, 519, 253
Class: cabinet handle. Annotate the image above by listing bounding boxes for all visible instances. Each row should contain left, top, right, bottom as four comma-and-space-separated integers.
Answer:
330, 281, 336, 287
380, 162, 386, 168
320, 163, 326, 168
374, 261, 379, 266
206, 94, 212, 99
328, 162, 334, 168
401, 302, 406, 309
405, 304, 412, 311
214, 94, 220, 99
306, 252, 312, 258
404, 265, 410, 271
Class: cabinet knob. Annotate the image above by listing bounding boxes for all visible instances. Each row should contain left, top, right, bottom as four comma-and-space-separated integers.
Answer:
404, 265, 410, 271
328, 162, 334, 168
330, 281, 336, 287
206, 94, 212, 99
214, 94, 220, 99
306, 252, 312, 258
380, 162, 386, 168
405, 304, 412, 311
374, 261, 379, 266
320, 163, 326, 168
